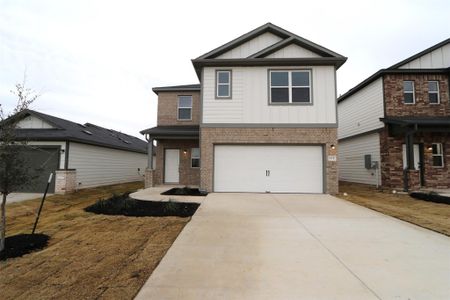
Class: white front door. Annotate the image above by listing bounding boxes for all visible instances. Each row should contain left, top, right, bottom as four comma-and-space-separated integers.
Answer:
402, 144, 420, 170
214, 145, 323, 193
164, 149, 180, 183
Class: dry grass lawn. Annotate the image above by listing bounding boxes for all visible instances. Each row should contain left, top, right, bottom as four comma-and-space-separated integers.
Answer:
0, 182, 190, 299
338, 181, 450, 237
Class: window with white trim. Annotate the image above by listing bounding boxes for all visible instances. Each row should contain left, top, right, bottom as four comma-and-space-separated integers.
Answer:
428, 81, 440, 104
269, 70, 311, 104
191, 148, 200, 168
216, 70, 231, 98
403, 81, 415, 104
432, 143, 444, 167
177, 96, 192, 120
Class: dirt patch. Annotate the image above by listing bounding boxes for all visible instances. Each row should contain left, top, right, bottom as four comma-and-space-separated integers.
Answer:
0, 182, 190, 299
161, 187, 208, 196
85, 193, 200, 217
338, 181, 450, 236
0, 234, 49, 261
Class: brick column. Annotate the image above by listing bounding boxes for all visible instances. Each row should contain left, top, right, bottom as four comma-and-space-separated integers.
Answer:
145, 168, 155, 188
55, 169, 77, 194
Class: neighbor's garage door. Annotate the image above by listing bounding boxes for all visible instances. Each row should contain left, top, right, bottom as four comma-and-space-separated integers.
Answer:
214, 145, 323, 193
17, 146, 59, 193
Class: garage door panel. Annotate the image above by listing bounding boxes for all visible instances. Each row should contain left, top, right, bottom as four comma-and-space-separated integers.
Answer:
214, 145, 323, 193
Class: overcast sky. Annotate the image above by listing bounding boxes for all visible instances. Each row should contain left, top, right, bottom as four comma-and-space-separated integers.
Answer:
1, 0, 449, 138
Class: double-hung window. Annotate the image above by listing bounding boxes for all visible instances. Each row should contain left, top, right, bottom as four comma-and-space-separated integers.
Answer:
269, 70, 311, 104
191, 148, 200, 168
428, 81, 440, 104
177, 96, 192, 120
432, 143, 444, 167
216, 70, 231, 98
403, 81, 415, 104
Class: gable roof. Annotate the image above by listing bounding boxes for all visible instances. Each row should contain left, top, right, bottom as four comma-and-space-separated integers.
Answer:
191, 23, 347, 76
338, 37, 450, 103
10, 110, 148, 153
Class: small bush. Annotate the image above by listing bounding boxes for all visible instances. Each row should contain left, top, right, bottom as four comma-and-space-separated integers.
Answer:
85, 193, 199, 217
161, 187, 208, 196
410, 192, 450, 205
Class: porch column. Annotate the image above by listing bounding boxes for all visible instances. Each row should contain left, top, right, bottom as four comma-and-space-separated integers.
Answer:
403, 131, 415, 192
147, 138, 154, 169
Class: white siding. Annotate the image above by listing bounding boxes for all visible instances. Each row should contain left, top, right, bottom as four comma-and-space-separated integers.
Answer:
399, 43, 450, 69
338, 133, 381, 185
202, 66, 336, 124
17, 115, 54, 129
28, 141, 66, 169
216, 32, 282, 59
265, 44, 321, 58
68, 142, 147, 189
338, 78, 384, 139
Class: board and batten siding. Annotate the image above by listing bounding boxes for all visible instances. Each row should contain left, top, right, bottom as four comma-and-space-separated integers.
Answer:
338, 77, 384, 139
265, 44, 321, 59
338, 132, 381, 185
68, 142, 147, 189
399, 43, 450, 69
216, 32, 282, 59
17, 115, 54, 129
202, 66, 336, 124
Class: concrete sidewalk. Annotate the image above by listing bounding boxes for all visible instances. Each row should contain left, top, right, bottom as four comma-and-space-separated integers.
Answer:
136, 193, 450, 299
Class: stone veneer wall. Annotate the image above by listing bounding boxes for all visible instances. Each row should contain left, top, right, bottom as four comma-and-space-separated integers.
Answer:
383, 74, 450, 117
200, 127, 338, 194
154, 139, 200, 186
380, 128, 450, 189
55, 169, 77, 194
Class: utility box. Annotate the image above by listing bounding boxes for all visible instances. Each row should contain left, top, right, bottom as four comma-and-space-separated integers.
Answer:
364, 154, 372, 169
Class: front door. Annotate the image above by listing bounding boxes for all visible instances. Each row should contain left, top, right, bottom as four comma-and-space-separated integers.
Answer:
402, 144, 424, 186
164, 149, 180, 184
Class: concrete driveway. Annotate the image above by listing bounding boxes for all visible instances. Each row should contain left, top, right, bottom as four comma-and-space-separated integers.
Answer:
136, 193, 450, 299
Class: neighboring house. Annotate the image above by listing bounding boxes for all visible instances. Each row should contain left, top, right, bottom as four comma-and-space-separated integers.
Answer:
338, 38, 450, 191
141, 23, 346, 193
10, 109, 149, 194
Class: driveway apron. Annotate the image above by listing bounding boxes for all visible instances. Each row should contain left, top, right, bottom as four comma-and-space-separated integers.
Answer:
136, 193, 450, 299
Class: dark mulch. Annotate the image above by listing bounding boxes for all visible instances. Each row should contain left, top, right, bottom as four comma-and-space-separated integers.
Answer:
161, 187, 208, 196
85, 193, 200, 217
410, 192, 450, 205
0, 233, 50, 261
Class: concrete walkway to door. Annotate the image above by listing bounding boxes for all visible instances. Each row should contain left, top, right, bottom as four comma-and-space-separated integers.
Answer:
135, 193, 450, 299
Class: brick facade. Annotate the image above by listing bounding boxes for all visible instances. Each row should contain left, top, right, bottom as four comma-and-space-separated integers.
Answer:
200, 127, 338, 194
153, 139, 200, 186
380, 72, 450, 190
384, 74, 450, 117
157, 91, 201, 126
55, 169, 77, 194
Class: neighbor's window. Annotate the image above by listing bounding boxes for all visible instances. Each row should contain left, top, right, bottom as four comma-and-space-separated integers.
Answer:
191, 148, 200, 168
403, 81, 415, 104
270, 70, 311, 104
432, 143, 444, 167
216, 70, 231, 98
428, 81, 440, 104
178, 96, 192, 120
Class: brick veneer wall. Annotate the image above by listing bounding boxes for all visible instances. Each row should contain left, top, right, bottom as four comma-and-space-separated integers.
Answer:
380, 128, 450, 189
154, 139, 200, 186
200, 127, 338, 194
157, 91, 201, 126
55, 169, 77, 194
383, 74, 450, 117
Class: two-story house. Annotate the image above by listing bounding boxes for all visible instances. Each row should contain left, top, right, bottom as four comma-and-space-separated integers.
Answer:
141, 23, 347, 194
338, 38, 450, 191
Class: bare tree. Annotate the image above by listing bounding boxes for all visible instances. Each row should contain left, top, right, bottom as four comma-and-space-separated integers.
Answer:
0, 77, 39, 253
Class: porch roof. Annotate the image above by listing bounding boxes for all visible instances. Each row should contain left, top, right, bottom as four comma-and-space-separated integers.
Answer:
140, 125, 199, 139
381, 117, 450, 134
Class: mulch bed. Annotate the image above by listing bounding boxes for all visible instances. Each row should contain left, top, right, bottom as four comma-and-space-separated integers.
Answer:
410, 192, 450, 205
85, 193, 200, 217
161, 187, 208, 196
0, 233, 50, 261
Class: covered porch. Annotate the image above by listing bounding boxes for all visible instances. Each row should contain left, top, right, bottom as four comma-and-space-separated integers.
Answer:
140, 125, 200, 188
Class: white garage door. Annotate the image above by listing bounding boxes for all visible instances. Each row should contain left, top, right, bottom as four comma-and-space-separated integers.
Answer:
214, 145, 323, 193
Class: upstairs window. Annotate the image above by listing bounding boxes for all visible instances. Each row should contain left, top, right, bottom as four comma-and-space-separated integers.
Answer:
269, 70, 311, 104
191, 148, 200, 168
403, 81, 415, 104
428, 81, 440, 104
177, 96, 192, 120
432, 143, 444, 167
216, 70, 231, 98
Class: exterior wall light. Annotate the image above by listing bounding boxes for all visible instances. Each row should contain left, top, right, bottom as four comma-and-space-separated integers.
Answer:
330, 144, 336, 150
427, 146, 433, 151
183, 149, 188, 155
